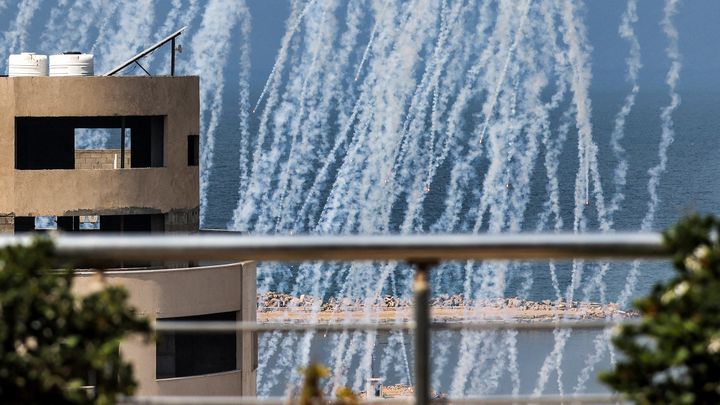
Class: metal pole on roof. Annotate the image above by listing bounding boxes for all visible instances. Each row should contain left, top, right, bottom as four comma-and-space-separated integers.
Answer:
120, 117, 126, 169
104, 26, 186, 76
171, 38, 176, 76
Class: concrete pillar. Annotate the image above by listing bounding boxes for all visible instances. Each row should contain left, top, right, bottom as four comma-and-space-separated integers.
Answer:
0, 215, 14, 233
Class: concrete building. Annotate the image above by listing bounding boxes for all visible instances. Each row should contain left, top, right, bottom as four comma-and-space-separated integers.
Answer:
0, 76, 257, 396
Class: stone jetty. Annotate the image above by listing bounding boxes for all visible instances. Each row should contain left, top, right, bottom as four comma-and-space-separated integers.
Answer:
257, 292, 637, 322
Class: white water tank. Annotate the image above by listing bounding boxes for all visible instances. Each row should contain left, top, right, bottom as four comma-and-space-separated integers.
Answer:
49, 52, 94, 76
8, 53, 49, 76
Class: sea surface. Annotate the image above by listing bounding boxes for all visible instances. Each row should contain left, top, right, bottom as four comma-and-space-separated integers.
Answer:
205, 89, 720, 301
203, 89, 720, 395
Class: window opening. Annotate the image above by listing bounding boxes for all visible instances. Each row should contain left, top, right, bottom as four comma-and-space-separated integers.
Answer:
34, 216, 57, 230
75, 128, 131, 169
16, 116, 164, 170
187, 135, 199, 166
79, 215, 100, 230
156, 311, 237, 379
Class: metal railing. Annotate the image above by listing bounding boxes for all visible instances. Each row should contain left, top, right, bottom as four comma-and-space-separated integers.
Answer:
0, 232, 667, 404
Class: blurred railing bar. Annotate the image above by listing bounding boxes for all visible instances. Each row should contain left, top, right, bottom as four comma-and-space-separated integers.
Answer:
120, 394, 625, 404
447, 394, 629, 404
0, 232, 667, 264
122, 397, 412, 404
2, 232, 652, 405
154, 319, 627, 333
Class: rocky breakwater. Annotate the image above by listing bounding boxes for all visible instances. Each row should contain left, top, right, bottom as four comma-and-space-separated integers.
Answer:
258, 292, 637, 322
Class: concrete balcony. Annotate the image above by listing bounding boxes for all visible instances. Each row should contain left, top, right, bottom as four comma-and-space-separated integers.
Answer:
10, 166, 198, 217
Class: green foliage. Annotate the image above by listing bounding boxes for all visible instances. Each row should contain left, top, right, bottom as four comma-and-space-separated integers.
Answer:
297, 363, 359, 405
0, 237, 150, 405
601, 214, 720, 404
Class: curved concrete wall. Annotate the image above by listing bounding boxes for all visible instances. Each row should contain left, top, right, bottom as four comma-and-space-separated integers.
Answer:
73, 261, 257, 396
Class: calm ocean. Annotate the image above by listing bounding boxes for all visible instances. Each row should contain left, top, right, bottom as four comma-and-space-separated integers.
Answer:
204, 89, 720, 303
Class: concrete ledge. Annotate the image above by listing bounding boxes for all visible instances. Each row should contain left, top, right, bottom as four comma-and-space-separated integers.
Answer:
12, 167, 198, 216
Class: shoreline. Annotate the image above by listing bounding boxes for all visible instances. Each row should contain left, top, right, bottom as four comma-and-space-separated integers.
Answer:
257, 292, 637, 323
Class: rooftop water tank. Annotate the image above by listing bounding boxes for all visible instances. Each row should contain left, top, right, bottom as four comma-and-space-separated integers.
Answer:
8, 53, 49, 76
49, 52, 94, 76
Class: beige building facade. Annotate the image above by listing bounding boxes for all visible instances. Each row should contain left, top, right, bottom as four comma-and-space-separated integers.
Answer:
0, 76, 256, 396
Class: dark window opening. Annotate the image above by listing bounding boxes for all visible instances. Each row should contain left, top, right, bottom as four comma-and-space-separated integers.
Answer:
156, 311, 237, 379
16, 116, 164, 170
15, 216, 76, 232
97, 214, 165, 233
15, 213, 165, 267
187, 135, 199, 166
15, 213, 164, 233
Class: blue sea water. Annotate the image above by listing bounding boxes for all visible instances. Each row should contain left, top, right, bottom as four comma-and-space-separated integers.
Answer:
204, 89, 720, 303
208, 88, 720, 395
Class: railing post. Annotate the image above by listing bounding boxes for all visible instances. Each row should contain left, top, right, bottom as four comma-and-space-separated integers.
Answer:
412, 260, 435, 405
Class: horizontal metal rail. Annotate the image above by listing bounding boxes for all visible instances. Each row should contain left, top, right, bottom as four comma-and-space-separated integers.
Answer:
448, 394, 629, 404
120, 393, 626, 405
154, 319, 626, 333
122, 397, 410, 405
0, 232, 667, 264
2, 232, 648, 404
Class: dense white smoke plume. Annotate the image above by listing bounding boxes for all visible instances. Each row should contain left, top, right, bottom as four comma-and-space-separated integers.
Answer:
0, 0, 688, 397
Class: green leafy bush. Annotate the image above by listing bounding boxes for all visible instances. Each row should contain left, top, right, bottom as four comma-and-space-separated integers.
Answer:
601, 215, 720, 404
0, 238, 150, 405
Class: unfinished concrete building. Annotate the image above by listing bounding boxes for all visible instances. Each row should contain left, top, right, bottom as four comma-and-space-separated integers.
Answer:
0, 75, 256, 396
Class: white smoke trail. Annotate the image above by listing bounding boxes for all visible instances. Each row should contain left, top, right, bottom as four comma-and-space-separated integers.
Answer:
451, 1, 547, 394
573, 327, 613, 393
573, 0, 642, 379
148, 0, 202, 74
252, 0, 319, 113
306, 0, 411, 235
474, 0, 532, 151
235, 5, 253, 206
541, 2, 644, 391
353, 4, 381, 82
353, 0, 438, 236
560, 0, 594, 233
642, 0, 681, 232
184, 0, 246, 227
92, 0, 155, 74
321, 1, 445, 389
233, 1, 316, 231
140, 0, 183, 71
89, 1, 119, 56
607, 0, 641, 225
0, 0, 42, 71
559, 0, 603, 307
393, 0, 474, 233
227, 0, 681, 396
41, 0, 111, 54
613, 0, 683, 324
533, 329, 570, 396
265, 0, 342, 232
430, 0, 514, 233
273, 1, 366, 233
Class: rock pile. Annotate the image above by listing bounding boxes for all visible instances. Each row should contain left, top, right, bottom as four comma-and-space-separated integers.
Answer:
257, 291, 637, 318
